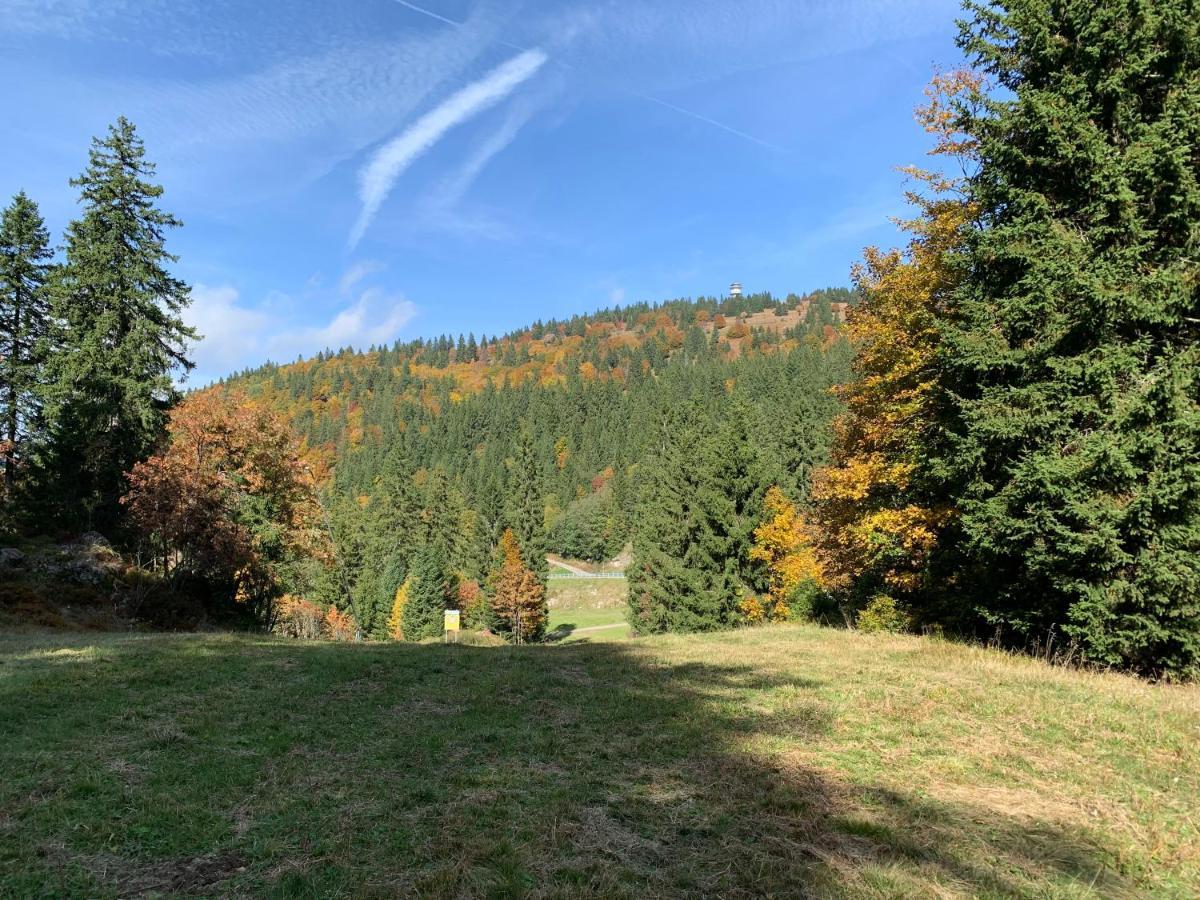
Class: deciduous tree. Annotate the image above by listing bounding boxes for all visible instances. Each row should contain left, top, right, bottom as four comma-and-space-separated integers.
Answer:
749, 486, 822, 621
489, 528, 547, 643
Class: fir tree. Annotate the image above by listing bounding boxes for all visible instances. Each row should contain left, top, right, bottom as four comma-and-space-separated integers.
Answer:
40, 117, 196, 531
0, 192, 53, 491
940, 0, 1200, 675
628, 409, 747, 633
402, 545, 449, 642
507, 422, 548, 584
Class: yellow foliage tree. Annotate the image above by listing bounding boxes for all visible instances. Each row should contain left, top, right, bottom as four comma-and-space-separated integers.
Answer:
749, 486, 822, 621
386, 578, 409, 640
809, 71, 980, 599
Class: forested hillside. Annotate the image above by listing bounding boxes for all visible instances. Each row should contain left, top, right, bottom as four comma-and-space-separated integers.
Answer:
217, 289, 854, 638
5, 0, 1199, 681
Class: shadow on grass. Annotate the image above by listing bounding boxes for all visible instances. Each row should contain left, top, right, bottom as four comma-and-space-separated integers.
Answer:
0, 634, 1129, 897
545, 623, 577, 643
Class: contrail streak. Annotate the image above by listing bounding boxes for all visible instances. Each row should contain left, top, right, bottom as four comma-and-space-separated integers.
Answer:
389, 0, 781, 152
393, 0, 467, 30
349, 48, 548, 247
631, 91, 781, 152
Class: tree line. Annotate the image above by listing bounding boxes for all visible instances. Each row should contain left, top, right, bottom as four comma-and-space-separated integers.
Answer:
224, 293, 851, 641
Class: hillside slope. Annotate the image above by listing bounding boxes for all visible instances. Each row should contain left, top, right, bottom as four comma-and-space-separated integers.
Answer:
2, 626, 1195, 897
204, 289, 855, 635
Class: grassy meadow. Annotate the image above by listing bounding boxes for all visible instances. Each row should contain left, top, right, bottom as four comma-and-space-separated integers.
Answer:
2, 625, 1197, 898
546, 576, 629, 643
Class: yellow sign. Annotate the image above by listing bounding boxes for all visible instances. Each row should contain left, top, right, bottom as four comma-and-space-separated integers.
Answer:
444, 610, 461, 632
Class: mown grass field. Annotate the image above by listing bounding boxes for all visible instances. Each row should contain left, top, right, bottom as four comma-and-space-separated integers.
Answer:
1, 625, 1197, 898
546, 577, 629, 643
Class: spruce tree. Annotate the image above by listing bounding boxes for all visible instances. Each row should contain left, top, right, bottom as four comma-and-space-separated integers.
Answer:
0, 192, 53, 491
41, 117, 196, 531
402, 545, 448, 642
941, 0, 1200, 675
507, 422, 548, 584
628, 408, 750, 633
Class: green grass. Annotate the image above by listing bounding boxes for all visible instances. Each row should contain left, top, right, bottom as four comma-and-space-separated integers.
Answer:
547, 606, 629, 643
2, 625, 1198, 897
547, 577, 629, 643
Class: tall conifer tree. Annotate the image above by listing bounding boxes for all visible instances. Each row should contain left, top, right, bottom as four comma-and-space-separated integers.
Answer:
402, 545, 449, 642
41, 117, 196, 530
507, 422, 548, 584
941, 0, 1200, 675
0, 192, 53, 491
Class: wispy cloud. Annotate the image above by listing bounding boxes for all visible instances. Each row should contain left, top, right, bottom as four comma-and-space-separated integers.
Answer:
338, 259, 386, 295
434, 103, 535, 210
349, 48, 548, 248
186, 278, 418, 383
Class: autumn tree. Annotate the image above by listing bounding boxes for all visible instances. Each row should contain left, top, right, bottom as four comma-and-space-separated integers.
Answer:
748, 486, 822, 621
489, 528, 547, 643
122, 390, 322, 622
808, 72, 978, 616
386, 577, 409, 640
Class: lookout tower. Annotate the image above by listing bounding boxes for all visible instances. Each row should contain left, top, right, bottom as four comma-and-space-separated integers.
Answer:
729, 282, 743, 297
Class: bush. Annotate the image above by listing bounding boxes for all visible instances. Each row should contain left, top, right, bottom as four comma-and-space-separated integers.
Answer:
856, 594, 910, 634
323, 605, 357, 641
273, 594, 325, 639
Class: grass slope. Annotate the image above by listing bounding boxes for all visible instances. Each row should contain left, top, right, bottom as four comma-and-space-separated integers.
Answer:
1, 626, 1197, 898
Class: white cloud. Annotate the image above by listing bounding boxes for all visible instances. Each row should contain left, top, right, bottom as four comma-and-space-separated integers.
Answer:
349, 47, 548, 247
186, 284, 273, 379
185, 280, 417, 384
338, 260, 386, 295
283, 288, 417, 354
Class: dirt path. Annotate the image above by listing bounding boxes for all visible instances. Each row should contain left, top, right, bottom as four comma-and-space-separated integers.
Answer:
569, 623, 629, 635
548, 557, 593, 576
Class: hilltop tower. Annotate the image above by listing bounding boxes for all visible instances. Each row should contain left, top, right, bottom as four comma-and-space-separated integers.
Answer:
729, 282, 743, 297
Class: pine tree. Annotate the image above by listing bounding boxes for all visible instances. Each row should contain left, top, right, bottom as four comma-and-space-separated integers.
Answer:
940, 0, 1200, 675
628, 409, 748, 633
0, 192, 53, 491
402, 545, 448, 642
40, 117, 196, 531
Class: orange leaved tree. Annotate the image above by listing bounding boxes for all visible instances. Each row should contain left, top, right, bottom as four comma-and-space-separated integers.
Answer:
123, 389, 323, 623
489, 528, 547, 643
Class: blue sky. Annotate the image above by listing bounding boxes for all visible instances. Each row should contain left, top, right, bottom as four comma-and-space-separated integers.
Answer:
1, 0, 963, 385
